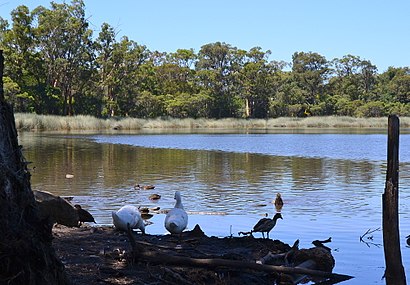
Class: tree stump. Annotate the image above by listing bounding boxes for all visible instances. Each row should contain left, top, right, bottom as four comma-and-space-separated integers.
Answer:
0, 50, 68, 284
382, 114, 406, 285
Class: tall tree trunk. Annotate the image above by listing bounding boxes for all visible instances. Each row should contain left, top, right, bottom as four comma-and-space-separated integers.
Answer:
244, 98, 250, 118
382, 114, 406, 285
0, 50, 69, 284
68, 89, 73, 116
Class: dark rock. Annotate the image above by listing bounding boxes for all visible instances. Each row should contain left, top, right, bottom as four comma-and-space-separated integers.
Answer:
34, 190, 79, 227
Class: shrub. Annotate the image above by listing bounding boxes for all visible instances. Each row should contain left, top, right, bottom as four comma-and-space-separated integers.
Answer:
354, 101, 387, 117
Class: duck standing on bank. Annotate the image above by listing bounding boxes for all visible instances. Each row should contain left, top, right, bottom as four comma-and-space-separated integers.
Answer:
252, 212, 283, 239
165, 191, 188, 235
74, 204, 96, 226
112, 205, 145, 233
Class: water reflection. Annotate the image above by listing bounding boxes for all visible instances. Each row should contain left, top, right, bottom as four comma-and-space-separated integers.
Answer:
91, 133, 410, 162
19, 132, 410, 285
20, 132, 410, 219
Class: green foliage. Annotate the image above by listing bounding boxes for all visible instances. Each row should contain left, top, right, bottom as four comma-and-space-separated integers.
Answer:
164, 91, 213, 118
354, 101, 387, 117
268, 101, 288, 118
292, 51, 330, 105
3, 76, 33, 112
1, 1, 409, 119
387, 102, 410, 116
132, 91, 165, 118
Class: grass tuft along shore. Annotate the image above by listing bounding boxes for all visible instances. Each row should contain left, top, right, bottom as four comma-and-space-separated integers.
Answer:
14, 113, 410, 132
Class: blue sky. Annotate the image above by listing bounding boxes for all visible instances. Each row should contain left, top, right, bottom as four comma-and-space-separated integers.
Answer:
2, 0, 410, 72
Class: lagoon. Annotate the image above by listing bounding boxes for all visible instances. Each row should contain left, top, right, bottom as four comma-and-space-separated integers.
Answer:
19, 130, 410, 285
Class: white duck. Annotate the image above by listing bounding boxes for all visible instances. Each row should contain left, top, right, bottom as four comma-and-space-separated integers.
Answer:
164, 191, 188, 234
112, 205, 145, 233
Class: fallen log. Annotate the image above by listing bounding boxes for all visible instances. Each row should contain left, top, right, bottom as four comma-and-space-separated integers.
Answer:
126, 226, 353, 283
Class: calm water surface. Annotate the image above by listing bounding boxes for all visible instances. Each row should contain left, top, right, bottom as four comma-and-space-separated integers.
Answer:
19, 131, 410, 285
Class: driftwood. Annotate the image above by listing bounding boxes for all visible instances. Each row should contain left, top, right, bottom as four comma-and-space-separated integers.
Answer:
126, 226, 353, 284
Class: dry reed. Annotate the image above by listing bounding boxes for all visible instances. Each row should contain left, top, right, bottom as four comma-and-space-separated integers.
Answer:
14, 113, 410, 132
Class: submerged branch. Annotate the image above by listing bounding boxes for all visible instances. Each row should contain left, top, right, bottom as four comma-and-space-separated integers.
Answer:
360, 227, 382, 247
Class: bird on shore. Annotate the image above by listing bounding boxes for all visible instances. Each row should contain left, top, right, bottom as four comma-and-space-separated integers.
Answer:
165, 191, 188, 235
112, 205, 145, 233
252, 213, 283, 239
135, 184, 155, 190
274, 193, 283, 211
74, 204, 96, 225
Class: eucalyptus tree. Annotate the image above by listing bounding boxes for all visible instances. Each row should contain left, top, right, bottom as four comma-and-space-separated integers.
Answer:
330, 55, 378, 102
378, 67, 410, 104
330, 55, 362, 100
359, 59, 378, 100
156, 48, 197, 95
169, 48, 197, 69
0, 6, 47, 113
235, 47, 276, 118
95, 22, 117, 116
109, 36, 152, 116
33, 0, 94, 116
153, 48, 212, 118
291, 51, 330, 107
196, 42, 240, 118
270, 70, 308, 117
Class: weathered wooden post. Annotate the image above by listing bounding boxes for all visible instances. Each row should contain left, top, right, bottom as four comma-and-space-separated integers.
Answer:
382, 114, 406, 285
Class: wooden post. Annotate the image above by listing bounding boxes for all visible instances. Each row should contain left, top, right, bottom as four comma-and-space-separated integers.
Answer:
382, 114, 406, 285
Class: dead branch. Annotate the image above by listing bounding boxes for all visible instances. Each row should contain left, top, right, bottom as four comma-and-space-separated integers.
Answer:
360, 227, 380, 242
360, 227, 382, 248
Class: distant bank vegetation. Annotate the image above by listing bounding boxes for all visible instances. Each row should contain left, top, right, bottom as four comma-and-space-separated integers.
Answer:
14, 113, 410, 132
2, 2, 410, 122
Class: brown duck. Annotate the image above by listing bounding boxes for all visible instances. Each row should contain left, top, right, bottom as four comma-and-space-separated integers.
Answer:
252, 213, 282, 239
135, 184, 155, 190
274, 193, 283, 210
149, 194, 161, 200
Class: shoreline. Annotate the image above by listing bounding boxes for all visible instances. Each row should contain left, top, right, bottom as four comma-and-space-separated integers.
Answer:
14, 113, 410, 132
52, 224, 350, 285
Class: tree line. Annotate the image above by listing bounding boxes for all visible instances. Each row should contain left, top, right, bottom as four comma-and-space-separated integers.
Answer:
1, 0, 410, 119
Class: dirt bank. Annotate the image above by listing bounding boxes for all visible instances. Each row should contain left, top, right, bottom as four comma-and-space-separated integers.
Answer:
52, 224, 349, 285
52, 225, 296, 284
